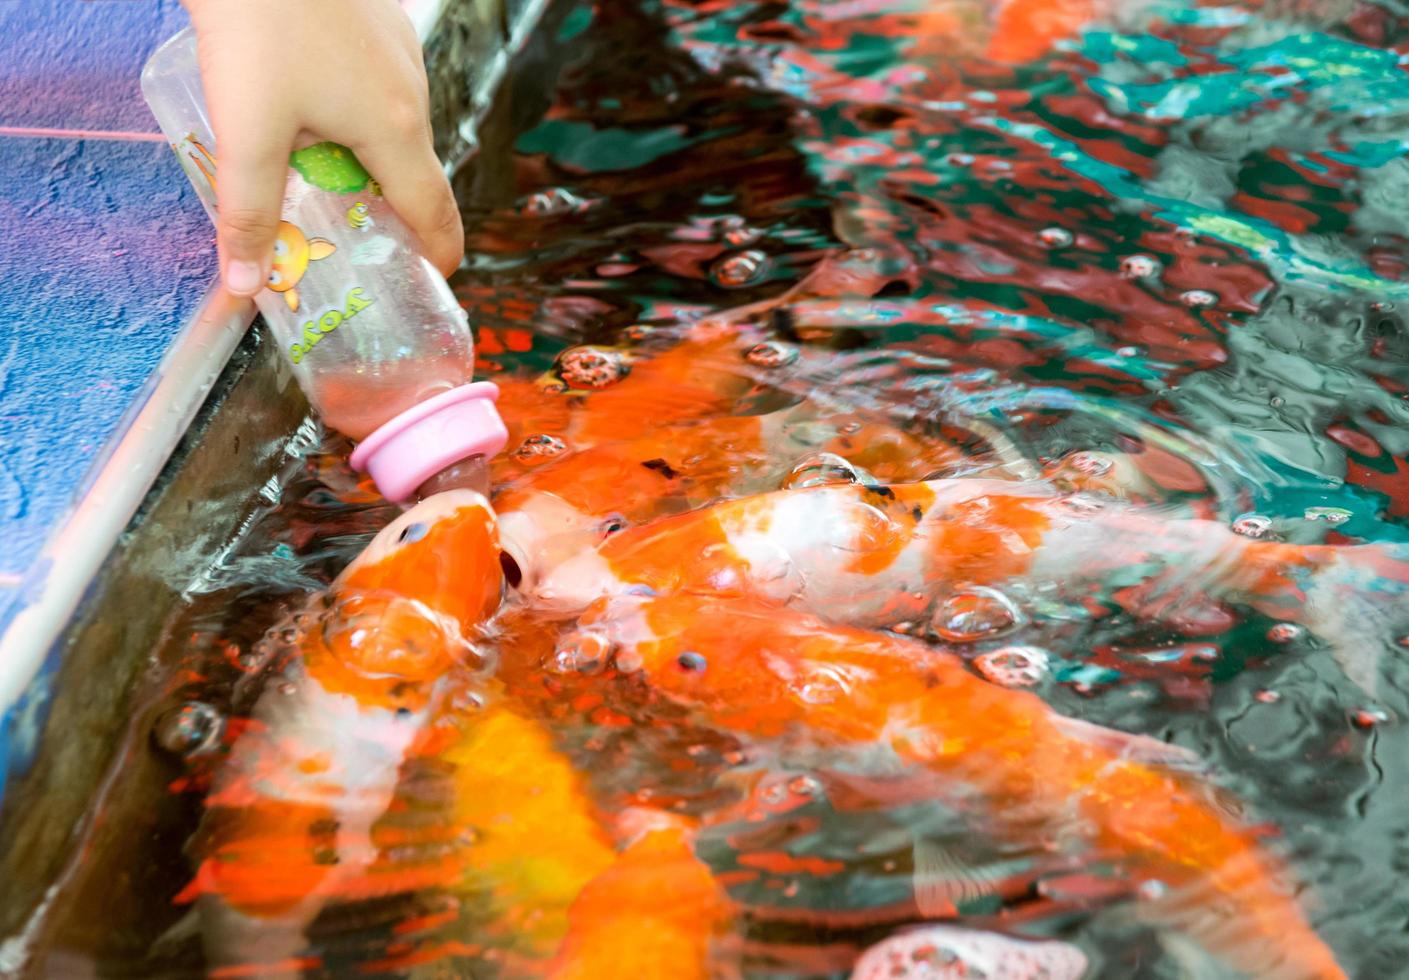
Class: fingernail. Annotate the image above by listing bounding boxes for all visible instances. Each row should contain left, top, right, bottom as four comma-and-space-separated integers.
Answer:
226, 259, 263, 295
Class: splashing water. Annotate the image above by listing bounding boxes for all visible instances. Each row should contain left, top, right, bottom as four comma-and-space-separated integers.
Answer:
25, 0, 1409, 977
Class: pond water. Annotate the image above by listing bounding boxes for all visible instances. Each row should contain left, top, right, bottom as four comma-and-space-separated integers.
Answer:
30, 0, 1409, 977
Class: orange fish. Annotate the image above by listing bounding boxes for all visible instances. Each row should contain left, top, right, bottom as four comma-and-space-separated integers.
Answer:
178, 492, 505, 974
987, 0, 1100, 63
495, 404, 958, 593
569, 592, 1347, 979
511, 477, 1406, 673
180, 491, 729, 977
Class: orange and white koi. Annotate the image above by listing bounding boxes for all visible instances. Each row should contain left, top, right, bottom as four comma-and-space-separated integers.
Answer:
496, 404, 957, 588
567, 592, 1347, 979
177, 491, 503, 976
180, 490, 729, 978
511, 478, 1409, 677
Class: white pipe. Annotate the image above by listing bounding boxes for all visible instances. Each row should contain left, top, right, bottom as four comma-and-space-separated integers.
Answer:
0, 288, 254, 714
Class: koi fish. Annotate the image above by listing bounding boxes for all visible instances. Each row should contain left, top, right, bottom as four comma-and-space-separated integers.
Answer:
180, 490, 728, 977
177, 492, 503, 975
987, 0, 1100, 64
510, 477, 1409, 696
495, 404, 957, 585
568, 592, 1346, 979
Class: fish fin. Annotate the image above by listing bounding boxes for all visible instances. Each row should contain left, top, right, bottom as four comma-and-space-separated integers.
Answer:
911, 839, 1035, 917
307, 238, 338, 260
1050, 715, 1205, 774
285, 288, 300, 312
1302, 546, 1409, 702
1146, 869, 1340, 980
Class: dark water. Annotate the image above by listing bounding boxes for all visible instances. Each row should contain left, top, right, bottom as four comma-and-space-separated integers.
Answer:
20, 0, 1409, 977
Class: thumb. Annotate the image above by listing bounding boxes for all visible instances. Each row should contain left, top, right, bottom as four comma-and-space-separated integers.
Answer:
201, 66, 294, 296
212, 129, 291, 297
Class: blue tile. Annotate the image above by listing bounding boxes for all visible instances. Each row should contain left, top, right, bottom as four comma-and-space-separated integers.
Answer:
0, 135, 216, 584
0, 0, 190, 134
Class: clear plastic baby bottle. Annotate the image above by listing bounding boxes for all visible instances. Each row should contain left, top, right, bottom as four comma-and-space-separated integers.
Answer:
141, 28, 506, 502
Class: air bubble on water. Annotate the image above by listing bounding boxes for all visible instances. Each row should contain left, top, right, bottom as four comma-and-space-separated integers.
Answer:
1065, 451, 1113, 477
152, 701, 225, 759
1192, 645, 1220, 662
1180, 289, 1218, 308
788, 774, 822, 797
783, 452, 865, 490
1255, 689, 1281, 704
1353, 708, 1390, 728
1117, 345, 1141, 358
556, 347, 628, 390
718, 216, 762, 247
520, 187, 585, 217
930, 587, 1023, 642
1232, 514, 1273, 538
515, 433, 568, 461
1269, 395, 1285, 408
1058, 494, 1107, 516
1120, 254, 1161, 279
1138, 879, 1168, 901
745, 340, 799, 368
947, 152, 975, 166
974, 645, 1050, 687
1267, 623, 1305, 644
615, 648, 644, 673
1304, 506, 1351, 525
1037, 227, 1073, 249
278, 682, 297, 696
1372, 301, 1395, 313
551, 630, 613, 674
710, 249, 771, 288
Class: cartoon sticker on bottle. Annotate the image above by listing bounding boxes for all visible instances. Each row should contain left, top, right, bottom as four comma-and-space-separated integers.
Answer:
269, 224, 337, 311
174, 134, 339, 312
346, 202, 373, 231
175, 133, 218, 191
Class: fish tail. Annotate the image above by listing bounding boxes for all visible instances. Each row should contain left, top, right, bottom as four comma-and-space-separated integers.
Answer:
1237, 539, 1409, 699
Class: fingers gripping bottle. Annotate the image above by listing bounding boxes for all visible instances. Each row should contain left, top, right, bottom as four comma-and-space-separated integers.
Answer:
141, 28, 506, 502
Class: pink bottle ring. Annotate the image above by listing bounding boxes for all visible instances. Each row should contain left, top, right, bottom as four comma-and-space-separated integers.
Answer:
349, 382, 508, 503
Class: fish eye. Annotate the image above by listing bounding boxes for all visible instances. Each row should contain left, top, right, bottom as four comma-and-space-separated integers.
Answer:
600, 514, 627, 536
267, 270, 283, 285
274, 240, 289, 257
397, 521, 429, 544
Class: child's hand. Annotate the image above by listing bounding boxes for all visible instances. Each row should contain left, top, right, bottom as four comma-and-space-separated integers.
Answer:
182, 0, 464, 294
